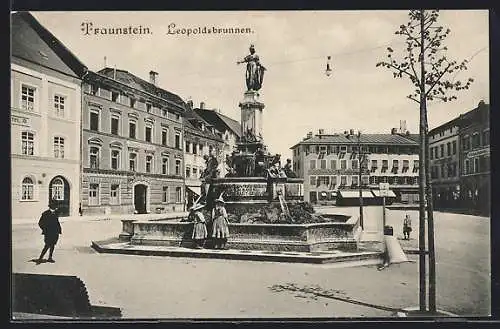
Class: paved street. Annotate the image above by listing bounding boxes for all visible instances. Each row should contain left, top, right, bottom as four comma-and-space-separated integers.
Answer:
11, 207, 490, 318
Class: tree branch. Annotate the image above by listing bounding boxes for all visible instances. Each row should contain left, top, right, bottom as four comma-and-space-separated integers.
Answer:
407, 95, 421, 104
382, 62, 419, 81
425, 63, 453, 97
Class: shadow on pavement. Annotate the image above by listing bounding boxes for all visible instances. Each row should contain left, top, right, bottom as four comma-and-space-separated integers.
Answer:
269, 282, 405, 315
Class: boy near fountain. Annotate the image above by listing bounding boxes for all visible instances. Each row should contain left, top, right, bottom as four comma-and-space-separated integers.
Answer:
211, 196, 230, 249
190, 203, 207, 249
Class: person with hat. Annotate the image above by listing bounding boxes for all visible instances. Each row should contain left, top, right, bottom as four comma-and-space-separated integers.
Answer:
36, 200, 62, 264
190, 203, 207, 249
211, 195, 229, 249
403, 214, 412, 240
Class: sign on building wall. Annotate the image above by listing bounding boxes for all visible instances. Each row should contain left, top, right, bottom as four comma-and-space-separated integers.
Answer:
466, 148, 490, 159
11, 115, 30, 127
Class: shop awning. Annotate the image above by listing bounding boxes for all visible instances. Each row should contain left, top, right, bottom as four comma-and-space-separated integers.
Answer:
186, 186, 201, 197
372, 189, 397, 198
338, 190, 374, 198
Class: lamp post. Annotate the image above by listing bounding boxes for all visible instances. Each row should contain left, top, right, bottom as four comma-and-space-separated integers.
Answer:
357, 131, 364, 230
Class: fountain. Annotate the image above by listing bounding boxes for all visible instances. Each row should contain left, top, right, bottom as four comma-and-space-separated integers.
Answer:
93, 45, 371, 258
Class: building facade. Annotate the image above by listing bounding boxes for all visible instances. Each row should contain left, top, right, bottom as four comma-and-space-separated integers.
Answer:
11, 12, 87, 221
81, 69, 186, 215
183, 106, 225, 209
291, 128, 420, 205
194, 104, 242, 177
429, 118, 461, 209
458, 101, 490, 215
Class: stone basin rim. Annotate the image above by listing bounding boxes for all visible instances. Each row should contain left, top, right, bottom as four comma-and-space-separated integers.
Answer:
130, 220, 357, 228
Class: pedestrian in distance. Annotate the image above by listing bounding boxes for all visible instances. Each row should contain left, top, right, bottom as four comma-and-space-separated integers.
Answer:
403, 214, 412, 240
190, 203, 207, 249
211, 195, 229, 249
36, 200, 62, 264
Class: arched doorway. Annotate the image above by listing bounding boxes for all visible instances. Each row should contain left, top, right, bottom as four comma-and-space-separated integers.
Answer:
49, 176, 70, 217
134, 184, 148, 214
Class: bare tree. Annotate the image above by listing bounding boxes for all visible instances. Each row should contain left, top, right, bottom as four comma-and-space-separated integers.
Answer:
376, 9, 474, 313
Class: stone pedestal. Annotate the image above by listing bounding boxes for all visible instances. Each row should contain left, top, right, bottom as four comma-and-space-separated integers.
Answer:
239, 90, 265, 149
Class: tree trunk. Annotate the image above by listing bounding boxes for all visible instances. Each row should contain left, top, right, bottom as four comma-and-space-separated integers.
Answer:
418, 9, 427, 313
424, 112, 437, 313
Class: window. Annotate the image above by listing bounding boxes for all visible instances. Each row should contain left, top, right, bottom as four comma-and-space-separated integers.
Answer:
110, 184, 120, 205
162, 157, 169, 175
129, 120, 137, 139
309, 160, 316, 170
89, 147, 100, 169
145, 125, 153, 143
146, 103, 152, 112
483, 130, 490, 146
464, 159, 470, 175
351, 176, 359, 186
452, 141, 457, 155
472, 133, 480, 149
351, 160, 359, 170
21, 131, 34, 155
392, 160, 399, 173
341, 160, 347, 169
331, 175, 338, 186
440, 145, 444, 158
340, 175, 347, 186
21, 177, 34, 200
310, 176, 316, 186
320, 159, 327, 169
463, 136, 470, 151
371, 160, 378, 172
430, 147, 434, 160
185, 141, 191, 153
175, 187, 182, 203
441, 164, 446, 178
402, 160, 409, 173
330, 160, 337, 170
130, 98, 136, 108
54, 95, 65, 117
199, 144, 204, 155
90, 84, 99, 95
111, 115, 120, 135
21, 85, 36, 111
53, 137, 65, 159
146, 155, 154, 173
362, 175, 369, 186
175, 159, 181, 176
111, 91, 119, 102
186, 166, 191, 178
162, 186, 169, 203
447, 142, 451, 156
435, 147, 439, 159
474, 158, 479, 174
90, 110, 99, 131
129, 153, 137, 171
318, 176, 330, 186
192, 167, 197, 177
175, 133, 181, 149
161, 128, 169, 146
382, 160, 388, 173
89, 183, 99, 205
111, 150, 120, 170
193, 143, 198, 155
51, 178, 64, 200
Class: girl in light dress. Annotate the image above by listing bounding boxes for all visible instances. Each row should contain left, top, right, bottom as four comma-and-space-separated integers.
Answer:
211, 196, 229, 249
190, 203, 207, 249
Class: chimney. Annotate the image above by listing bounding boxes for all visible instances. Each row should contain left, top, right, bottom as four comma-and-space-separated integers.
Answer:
391, 128, 398, 134
349, 129, 354, 136
186, 100, 193, 109
306, 131, 313, 139
149, 70, 158, 85
200, 102, 205, 109
318, 129, 325, 135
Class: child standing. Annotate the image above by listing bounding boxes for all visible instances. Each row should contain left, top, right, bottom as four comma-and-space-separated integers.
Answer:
211, 196, 229, 249
190, 203, 207, 249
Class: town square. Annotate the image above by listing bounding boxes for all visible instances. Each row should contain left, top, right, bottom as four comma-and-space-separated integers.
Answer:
10, 10, 490, 319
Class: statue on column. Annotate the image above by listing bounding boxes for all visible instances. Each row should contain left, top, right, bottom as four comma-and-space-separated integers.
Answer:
237, 44, 266, 91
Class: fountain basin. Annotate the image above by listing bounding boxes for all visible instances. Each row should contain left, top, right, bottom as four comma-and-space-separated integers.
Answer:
119, 214, 361, 252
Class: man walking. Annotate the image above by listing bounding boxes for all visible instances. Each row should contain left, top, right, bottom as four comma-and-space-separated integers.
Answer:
36, 200, 62, 264
403, 214, 412, 240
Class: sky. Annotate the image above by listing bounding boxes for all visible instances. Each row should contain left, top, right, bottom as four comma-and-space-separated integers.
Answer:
29, 10, 489, 159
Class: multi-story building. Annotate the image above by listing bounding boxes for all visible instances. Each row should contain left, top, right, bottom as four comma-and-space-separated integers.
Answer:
194, 103, 242, 177
458, 101, 490, 215
291, 128, 420, 205
11, 12, 87, 221
81, 68, 186, 215
429, 117, 461, 209
183, 105, 225, 209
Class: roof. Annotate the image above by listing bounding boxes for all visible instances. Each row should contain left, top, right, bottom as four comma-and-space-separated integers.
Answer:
291, 133, 419, 149
11, 12, 87, 78
184, 108, 223, 141
194, 108, 242, 138
428, 101, 489, 134
97, 68, 185, 107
